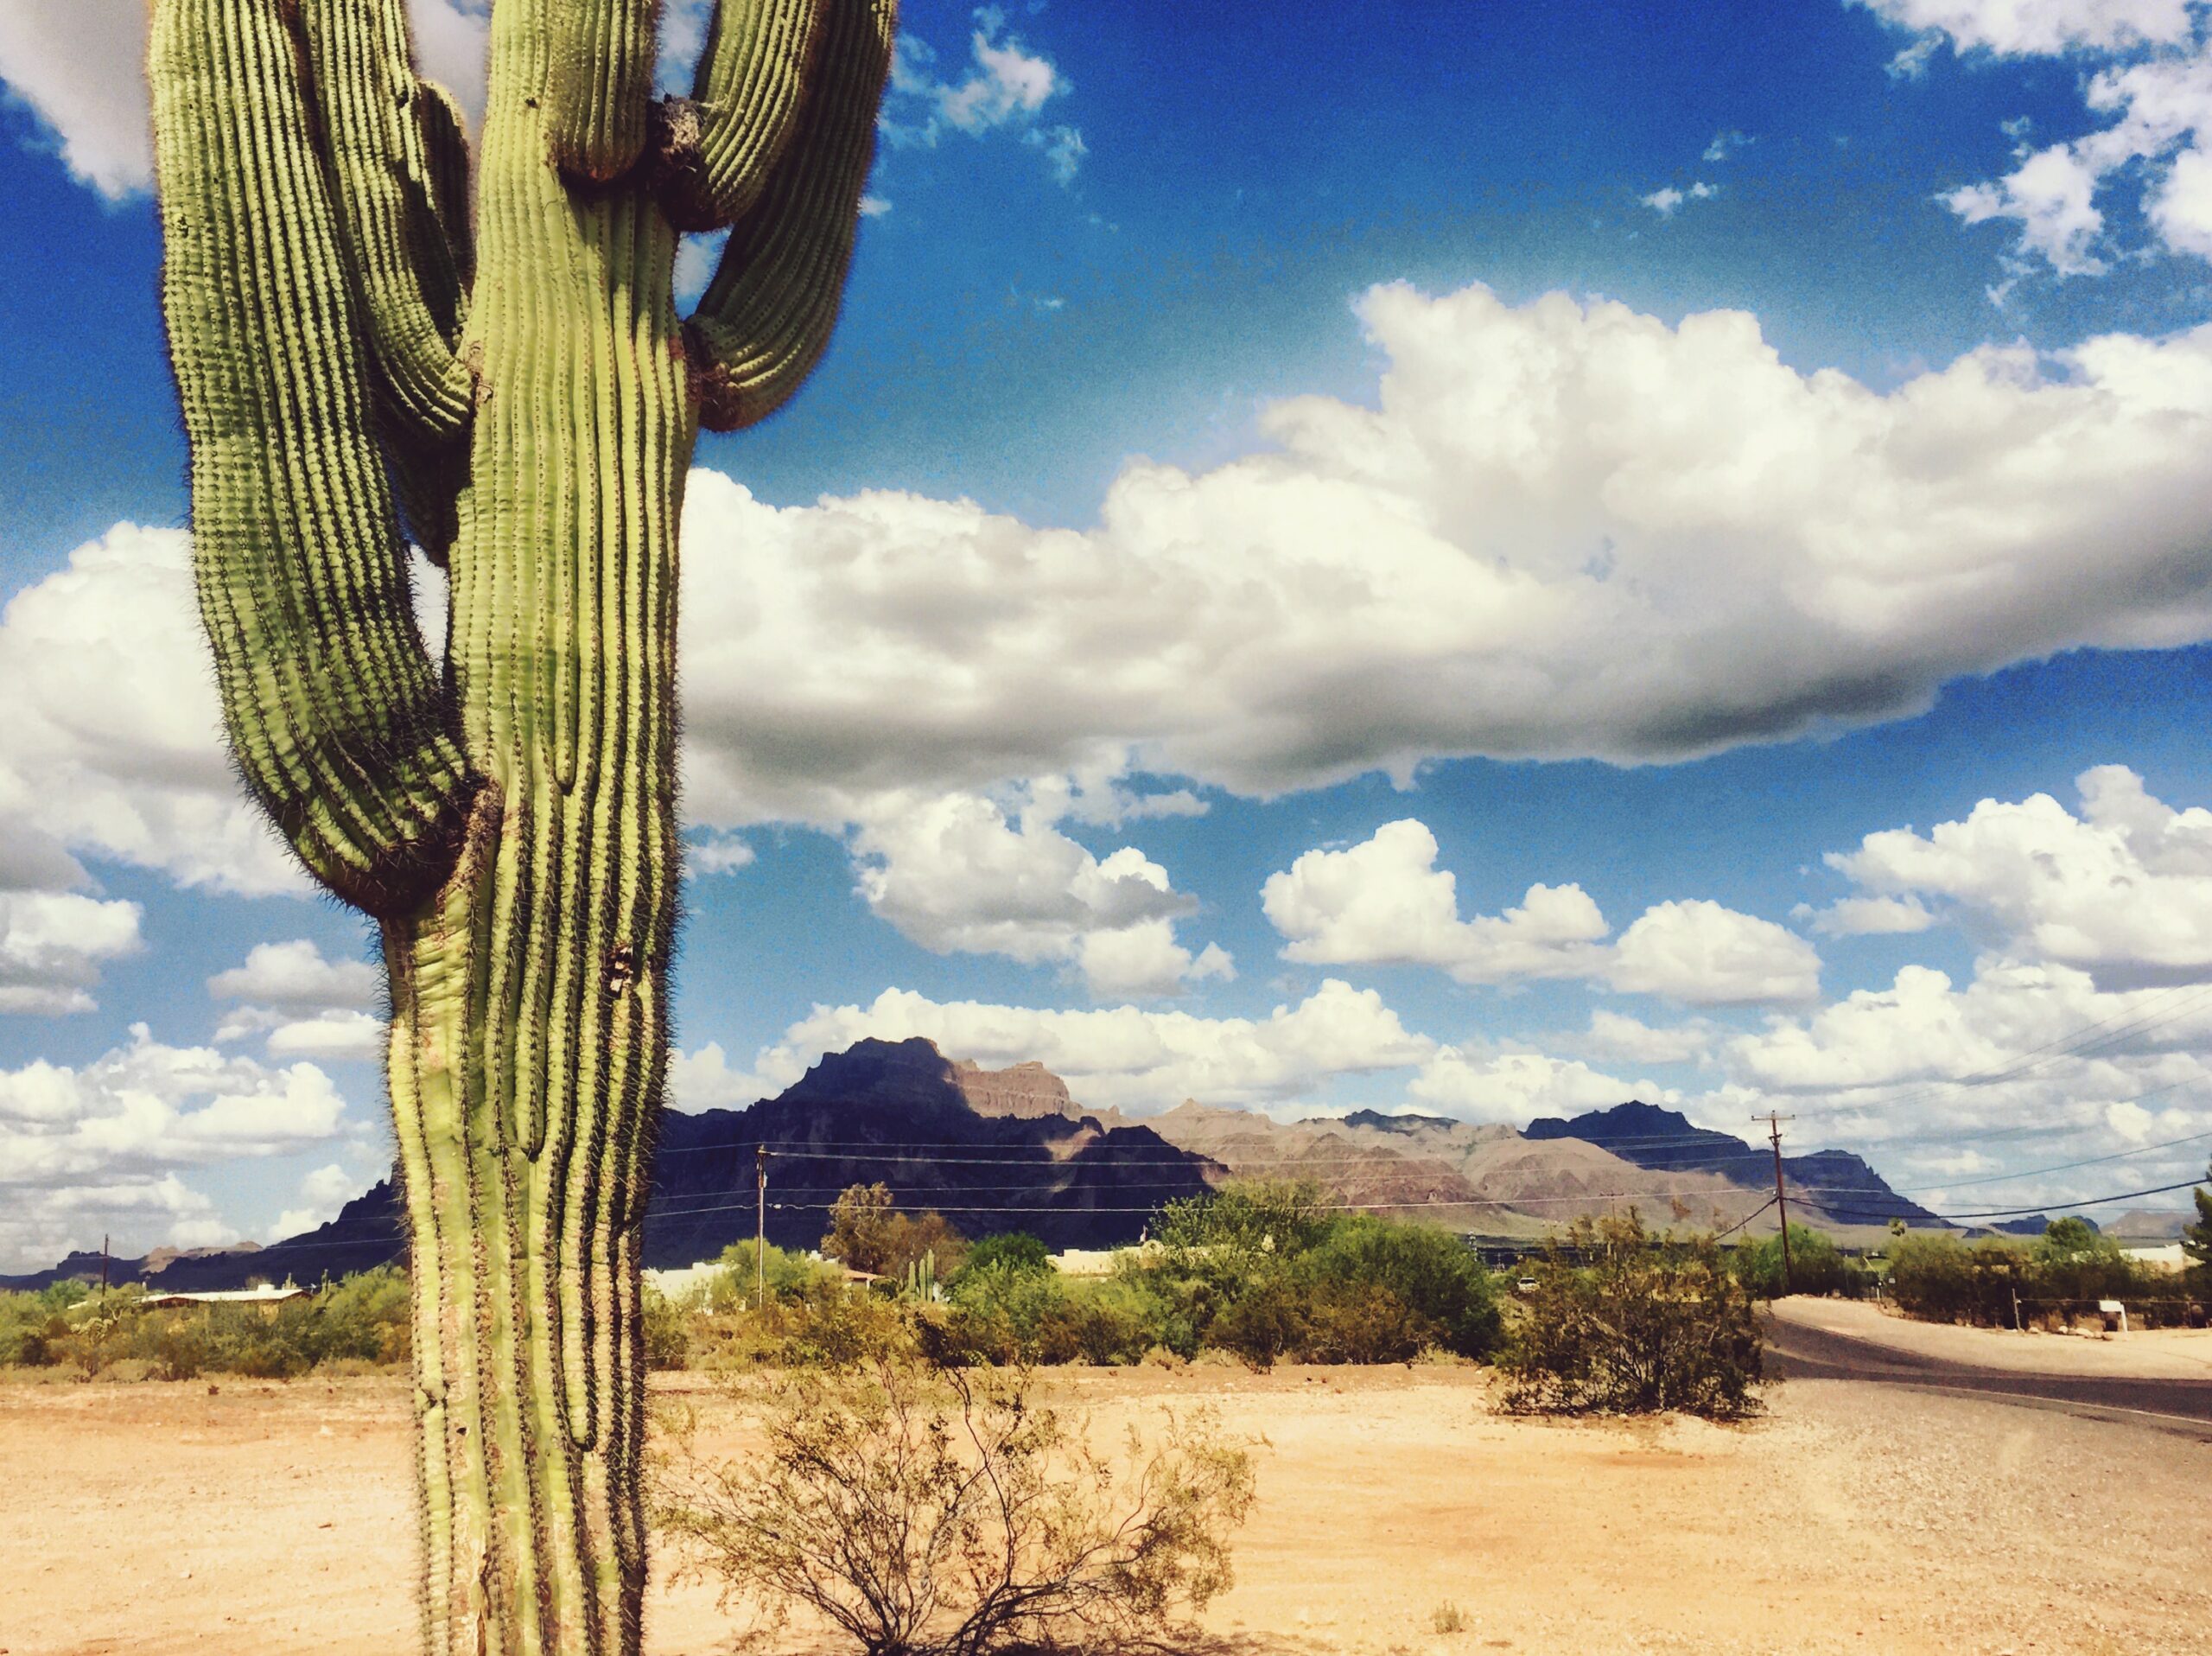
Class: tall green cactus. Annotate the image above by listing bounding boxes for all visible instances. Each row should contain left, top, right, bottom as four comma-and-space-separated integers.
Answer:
146, 1, 893, 1650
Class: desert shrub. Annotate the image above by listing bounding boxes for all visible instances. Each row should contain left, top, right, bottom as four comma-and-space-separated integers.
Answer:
1200, 1276, 1307, 1370
308, 1266, 410, 1364
700, 1282, 930, 1371
1130, 1193, 1499, 1368
822, 1184, 969, 1281
945, 1265, 1166, 1366
1294, 1216, 1501, 1357
149, 1322, 210, 1382
0, 1281, 92, 1367
1499, 1213, 1763, 1418
1288, 1283, 1440, 1366
1886, 1221, 2168, 1325
655, 1354, 1255, 1656
1887, 1232, 2039, 1325
643, 1285, 691, 1371
2029, 1218, 2139, 1304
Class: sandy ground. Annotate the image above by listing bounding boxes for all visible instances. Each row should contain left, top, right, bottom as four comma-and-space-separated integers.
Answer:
1773, 1296, 2212, 1378
3, 1363, 2207, 1656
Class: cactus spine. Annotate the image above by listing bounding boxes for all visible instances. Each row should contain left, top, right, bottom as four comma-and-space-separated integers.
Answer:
146, 2, 893, 1651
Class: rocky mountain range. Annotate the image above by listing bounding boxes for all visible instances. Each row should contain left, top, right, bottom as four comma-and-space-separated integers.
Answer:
5, 1037, 1954, 1290
1523, 1100, 1942, 1226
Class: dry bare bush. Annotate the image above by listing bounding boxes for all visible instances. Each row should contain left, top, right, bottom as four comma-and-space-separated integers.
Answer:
654, 1355, 1255, 1656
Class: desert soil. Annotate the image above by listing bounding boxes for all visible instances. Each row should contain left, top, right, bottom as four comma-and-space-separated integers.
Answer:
3, 1361, 2205, 1656
1772, 1295, 2212, 1378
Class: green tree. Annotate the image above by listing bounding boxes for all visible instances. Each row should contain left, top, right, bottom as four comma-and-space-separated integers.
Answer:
145, 0, 893, 1646
2186, 1162, 2212, 1275
712, 1239, 838, 1309
1155, 1180, 1331, 1272
822, 1183, 968, 1278
954, 1232, 1054, 1280
1732, 1224, 1848, 1299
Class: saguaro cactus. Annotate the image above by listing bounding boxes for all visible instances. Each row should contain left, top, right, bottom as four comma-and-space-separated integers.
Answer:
146, 1, 893, 1650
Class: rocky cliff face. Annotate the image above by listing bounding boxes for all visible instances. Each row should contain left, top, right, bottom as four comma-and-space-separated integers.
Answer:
951, 1057, 1127, 1124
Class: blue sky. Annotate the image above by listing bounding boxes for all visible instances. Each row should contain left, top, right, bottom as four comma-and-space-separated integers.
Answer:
10, 0, 2212, 1267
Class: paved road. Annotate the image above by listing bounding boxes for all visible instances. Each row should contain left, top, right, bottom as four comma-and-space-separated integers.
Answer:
1764, 1310, 2212, 1440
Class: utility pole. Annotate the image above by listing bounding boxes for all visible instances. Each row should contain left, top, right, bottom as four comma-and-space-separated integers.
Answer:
99, 1233, 109, 1296
755, 1145, 769, 1312
1753, 1113, 1795, 1293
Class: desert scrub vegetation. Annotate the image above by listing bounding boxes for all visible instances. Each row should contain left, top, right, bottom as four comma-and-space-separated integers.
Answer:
1499, 1213, 1764, 1419
1885, 1220, 2194, 1327
664, 1185, 1503, 1373
654, 1353, 1255, 1656
0, 1267, 410, 1379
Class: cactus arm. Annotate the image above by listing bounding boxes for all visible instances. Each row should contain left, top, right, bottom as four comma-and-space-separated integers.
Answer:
545, 0, 659, 182
653, 0, 826, 231
683, 0, 893, 430
296, 0, 475, 439
149, 0, 479, 917
416, 79, 477, 300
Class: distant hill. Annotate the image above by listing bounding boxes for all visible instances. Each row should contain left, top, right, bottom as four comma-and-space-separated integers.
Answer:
1147, 1101, 1527, 1228
4, 1047, 1950, 1290
0, 1186, 400, 1293
1525, 1101, 1942, 1227
1151, 1105, 1783, 1236
1987, 1213, 2091, 1239
2106, 1209, 2192, 1241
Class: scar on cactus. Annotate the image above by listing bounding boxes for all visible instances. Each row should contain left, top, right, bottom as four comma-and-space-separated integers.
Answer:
146, 0, 894, 1652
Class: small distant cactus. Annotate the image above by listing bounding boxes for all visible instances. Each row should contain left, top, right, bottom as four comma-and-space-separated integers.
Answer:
905, 1247, 939, 1303
145, 1, 893, 1651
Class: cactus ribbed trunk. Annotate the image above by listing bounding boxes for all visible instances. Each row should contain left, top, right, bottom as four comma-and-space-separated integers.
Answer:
380, 9, 685, 1647
147, 0, 893, 1647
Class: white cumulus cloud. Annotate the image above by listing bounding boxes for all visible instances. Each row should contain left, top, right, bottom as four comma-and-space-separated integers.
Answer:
0, 524, 303, 898
1411, 1043, 1670, 1125
676, 283, 2212, 834
268, 1161, 372, 1241
880, 6, 1083, 185
0, 0, 488, 201
0, 891, 142, 1016
1827, 766, 2212, 985
852, 787, 1230, 998
1869, 0, 2212, 272
0, 1026, 353, 1271
679, 978, 1435, 1116
209, 939, 385, 1060
1262, 820, 1818, 1004
1854, 0, 2192, 57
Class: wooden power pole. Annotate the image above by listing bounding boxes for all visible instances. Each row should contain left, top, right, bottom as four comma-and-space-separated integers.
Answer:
1754, 1112, 1795, 1292
755, 1145, 769, 1310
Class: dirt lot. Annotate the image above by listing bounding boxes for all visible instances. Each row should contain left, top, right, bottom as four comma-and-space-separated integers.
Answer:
3, 1363, 2206, 1656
